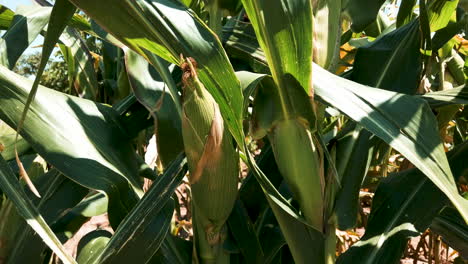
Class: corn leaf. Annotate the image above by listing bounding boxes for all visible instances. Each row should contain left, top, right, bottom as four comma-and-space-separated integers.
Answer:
396, 0, 417, 27
0, 66, 142, 227
337, 140, 468, 264
77, 232, 111, 264
124, 49, 183, 167
333, 125, 374, 230
420, 86, 468, 107
89, 154, 187, 264
342, 0, 386, 32
68, 0, 244, 146
227, 200, 264, 263
431, 207, 468, 259
351, 20, 422, 94
4, 169, 88, 263
59, 28, 99, 99
241, 0, 313, 96
0, 155, 76, 264
314, 63, 468, 223
0, 5, 14, 30
0, 5, 51, 69
313, 0, 342, 70
0, 121, 32, 161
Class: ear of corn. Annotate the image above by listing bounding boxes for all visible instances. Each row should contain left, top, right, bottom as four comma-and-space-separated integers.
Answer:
252, 78, 324, 232
181, 57, 239, 263
268, 119, 324, 230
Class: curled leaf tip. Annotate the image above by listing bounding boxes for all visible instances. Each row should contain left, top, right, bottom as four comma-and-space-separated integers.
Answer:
15, 150, 41, 198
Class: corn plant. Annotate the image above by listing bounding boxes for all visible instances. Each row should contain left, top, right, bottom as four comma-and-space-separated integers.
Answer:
0, 0, 467, 263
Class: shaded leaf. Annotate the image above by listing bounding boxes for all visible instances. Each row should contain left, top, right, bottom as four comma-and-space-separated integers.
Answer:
124, 49, 184, 167
351, 20, 422, 94
90, 154, 187, 264
0, 66, 142, 227
0, 155, 76, 264
337, 140, 468, 264
343, 0, 386, 32
431, 207, 468, 259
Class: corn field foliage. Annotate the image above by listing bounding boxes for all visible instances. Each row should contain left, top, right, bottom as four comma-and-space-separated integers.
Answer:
0, 0, 467, 263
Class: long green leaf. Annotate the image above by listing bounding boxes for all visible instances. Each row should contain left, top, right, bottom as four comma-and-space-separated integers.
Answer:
0, 121, 32, 161
241, 0, 313, 97
0, 65, 142, 227
420, 86, 468, 107
0, 155, 76, 264
333, 125, 374, 230
313, 0, 342, 70
59, 28, 99, 99
17, 0, 76, 197
314, 63, 468, 223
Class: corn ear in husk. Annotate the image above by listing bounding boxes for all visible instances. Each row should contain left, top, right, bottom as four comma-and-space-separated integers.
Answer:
251, 77, 324, 231
180, 57, 239, 263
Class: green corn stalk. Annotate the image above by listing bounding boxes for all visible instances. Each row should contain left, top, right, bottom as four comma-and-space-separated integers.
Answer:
180, 56, 239, 264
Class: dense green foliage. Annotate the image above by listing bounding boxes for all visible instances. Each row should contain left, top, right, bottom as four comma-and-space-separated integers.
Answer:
0, 0, 467, 263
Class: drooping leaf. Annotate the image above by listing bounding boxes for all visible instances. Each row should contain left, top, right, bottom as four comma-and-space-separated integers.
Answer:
0, 155, 76, 264
314, 63, 468, 223
0, 65, 142, 227
337, 140, 468, 264
17, 0, 76, 197
6, 169, 89, 263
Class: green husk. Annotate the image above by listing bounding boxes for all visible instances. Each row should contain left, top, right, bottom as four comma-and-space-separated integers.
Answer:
181, 57, 239, 263
268, 119, 324, 231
